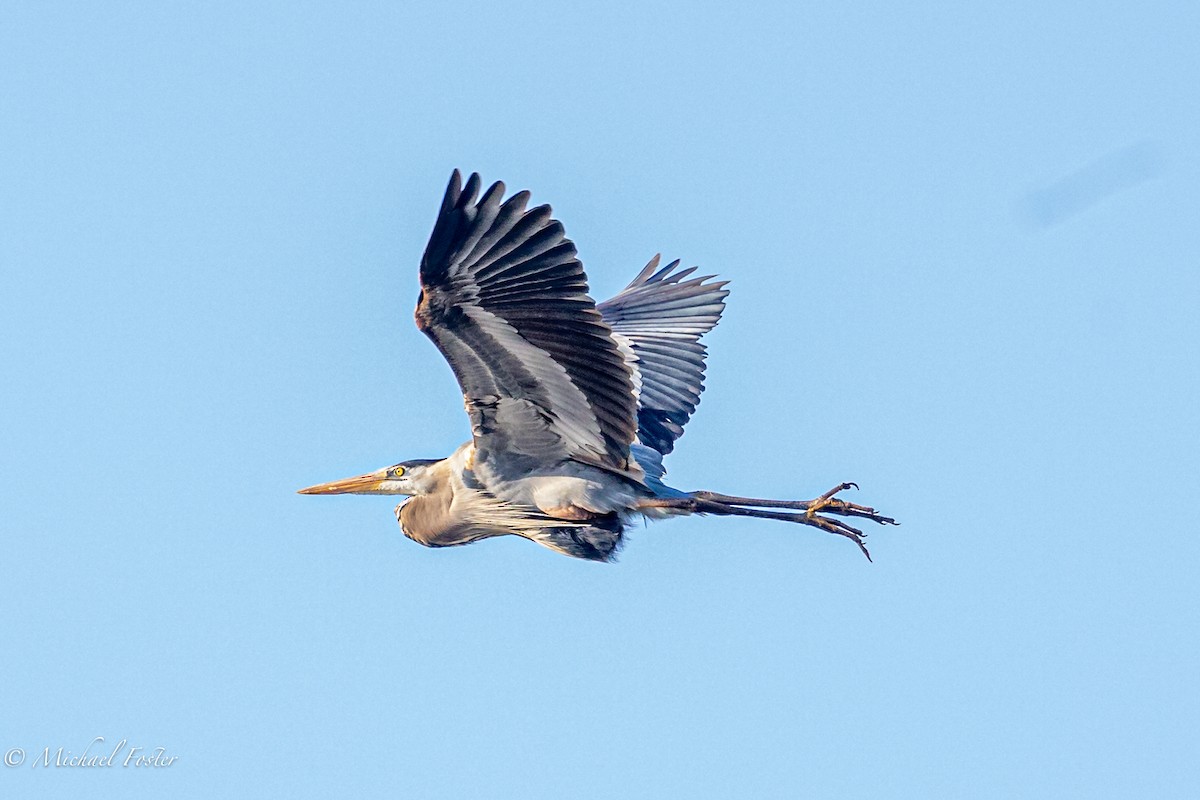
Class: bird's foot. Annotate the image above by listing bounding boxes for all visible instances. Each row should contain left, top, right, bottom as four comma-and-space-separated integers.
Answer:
797, 483, 898, 561
806, 482, 898, 525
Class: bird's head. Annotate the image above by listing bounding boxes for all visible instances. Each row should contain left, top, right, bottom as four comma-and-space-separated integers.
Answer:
297, 459, 441, 497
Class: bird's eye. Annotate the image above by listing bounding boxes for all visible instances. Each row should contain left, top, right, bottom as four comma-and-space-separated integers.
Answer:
391, 466, 406, 478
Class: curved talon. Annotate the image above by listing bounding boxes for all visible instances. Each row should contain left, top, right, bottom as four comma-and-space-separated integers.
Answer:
839, 530, 872, 561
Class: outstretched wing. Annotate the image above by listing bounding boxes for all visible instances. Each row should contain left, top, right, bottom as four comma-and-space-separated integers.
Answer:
415, 171, 639, 473
598, 255, 728, 456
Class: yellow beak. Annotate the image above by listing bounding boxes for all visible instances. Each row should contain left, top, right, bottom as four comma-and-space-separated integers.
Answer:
297, 471, 385, 495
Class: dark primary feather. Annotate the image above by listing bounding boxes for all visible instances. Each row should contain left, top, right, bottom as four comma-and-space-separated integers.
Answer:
415, 171, 639, 472
598, 255, 729, 455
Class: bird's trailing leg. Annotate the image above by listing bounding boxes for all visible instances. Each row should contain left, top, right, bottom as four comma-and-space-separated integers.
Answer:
638, 483, 897, 561
694, 483, 897, 526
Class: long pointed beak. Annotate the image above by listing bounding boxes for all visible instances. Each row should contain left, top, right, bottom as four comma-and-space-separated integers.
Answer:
297, 472, 384, 495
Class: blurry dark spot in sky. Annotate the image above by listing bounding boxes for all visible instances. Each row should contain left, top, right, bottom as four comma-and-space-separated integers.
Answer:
1018, 141, 1164, 227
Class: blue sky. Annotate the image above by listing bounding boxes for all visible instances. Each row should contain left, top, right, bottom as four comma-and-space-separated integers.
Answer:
2, 2, 1198, 798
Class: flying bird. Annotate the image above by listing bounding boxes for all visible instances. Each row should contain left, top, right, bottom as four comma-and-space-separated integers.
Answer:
299, 171, 897, 561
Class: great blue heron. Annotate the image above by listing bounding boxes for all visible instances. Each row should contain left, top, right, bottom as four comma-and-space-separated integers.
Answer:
299, 171, 897, 561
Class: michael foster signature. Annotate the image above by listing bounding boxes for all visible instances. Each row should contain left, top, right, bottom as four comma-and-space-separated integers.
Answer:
5, 736, 179, 768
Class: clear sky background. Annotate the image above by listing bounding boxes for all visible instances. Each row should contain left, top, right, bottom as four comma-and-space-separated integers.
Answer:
2, 2, 1198, 798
